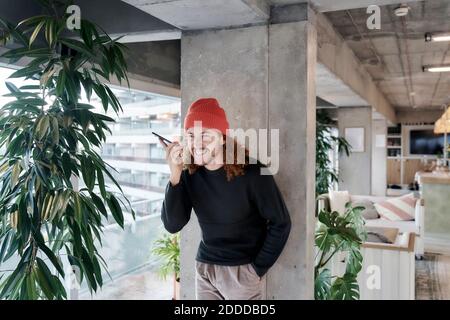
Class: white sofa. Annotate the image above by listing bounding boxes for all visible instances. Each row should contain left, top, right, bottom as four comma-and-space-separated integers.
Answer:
317, 194, 425, 258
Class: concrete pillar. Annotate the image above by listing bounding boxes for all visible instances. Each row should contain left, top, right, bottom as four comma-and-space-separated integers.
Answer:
338, 107, 372, 195
372, 119, 387, 196
180, 4, 316, 300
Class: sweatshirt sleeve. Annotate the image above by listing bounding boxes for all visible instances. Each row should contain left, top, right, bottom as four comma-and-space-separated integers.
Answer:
250, 172, 291, 277
161, 173, 193, 234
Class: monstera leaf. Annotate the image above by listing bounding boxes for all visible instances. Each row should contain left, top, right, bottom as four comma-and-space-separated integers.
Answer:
316, 209, 362, 258
330, 273, 360, 300
314, 268, 332, 300
345, 246, 363, 275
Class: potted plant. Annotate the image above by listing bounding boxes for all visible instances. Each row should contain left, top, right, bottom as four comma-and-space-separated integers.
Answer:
0, 0, 133, 299
152, 232, 180, 300
314, 203, 367, 300
314, 110, 367, 300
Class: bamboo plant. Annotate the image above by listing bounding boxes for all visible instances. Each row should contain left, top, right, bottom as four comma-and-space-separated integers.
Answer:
315, 110, 351, 196
0, 0, 134, 299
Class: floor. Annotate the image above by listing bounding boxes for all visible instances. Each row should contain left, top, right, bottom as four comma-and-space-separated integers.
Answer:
80, 265, 173, 300
416, 253, 450, 300
78, 252, 450, 300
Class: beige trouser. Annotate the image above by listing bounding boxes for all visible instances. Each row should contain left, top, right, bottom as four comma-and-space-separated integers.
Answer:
195, 261, 267, 300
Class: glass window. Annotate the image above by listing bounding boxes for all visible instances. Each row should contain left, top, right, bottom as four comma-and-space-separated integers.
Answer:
77, 86, 180, 299
0, 66, 180, 299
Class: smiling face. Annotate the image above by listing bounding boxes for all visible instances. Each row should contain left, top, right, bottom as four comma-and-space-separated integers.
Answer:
185, 127, 224, 166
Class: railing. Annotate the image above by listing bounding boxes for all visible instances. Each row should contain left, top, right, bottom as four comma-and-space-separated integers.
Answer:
66, 213, 166, 299
109, 122, 180, 136
101, 155, 166, 164
113, 180, 166, 193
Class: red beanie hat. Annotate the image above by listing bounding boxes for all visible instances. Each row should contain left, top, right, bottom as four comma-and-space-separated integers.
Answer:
184, 98, 229, 135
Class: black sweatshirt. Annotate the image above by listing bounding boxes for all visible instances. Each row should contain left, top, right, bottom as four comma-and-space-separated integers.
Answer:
161, 163, 291, 277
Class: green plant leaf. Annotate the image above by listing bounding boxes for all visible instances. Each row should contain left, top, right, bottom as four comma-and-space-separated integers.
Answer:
35, 257, 56, 300
1, 47, 51, 60
330, 273, 360, 300
96, 167, 107, 199
80, 155, 95, 191
56, 67, 66, 96
346, 246, 363, 275
93, 83, 108, 111
0, 231, 12, 263
75, 103, 95, 110
29, 19, 46, 47
3, 91, 39, 99
25, 271, 38, 300
17, 15, 48, 28
60, 38, 95, 58
44, 18, 56, 47
35, 115, 50, 141
36, 242, 65, 278
19, 85, 41, 90
90, 192, 107, 217
8, 66, 42, 79
80, 248, 98, 292
5, 81, 19, 93
2, 234, 19, 262
73, 192, 83, 225
107, 194, 124, 228
61, 152, 72, 180
50, 116, 60, 145
0, 263, 26, 298
91, 255, 103, 286
314, 268, 331, 300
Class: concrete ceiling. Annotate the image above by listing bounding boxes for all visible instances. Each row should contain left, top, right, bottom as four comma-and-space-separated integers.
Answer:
4, 0, 445, 118
324, 0, 450, 111
313, 0, 421, 12
0, 0, 180, 42
269, 0, 421, 12
119, 0, 429, 117
121, 0, 426, 31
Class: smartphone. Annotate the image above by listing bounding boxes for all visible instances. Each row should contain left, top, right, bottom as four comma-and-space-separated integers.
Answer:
152, 132, 172, 146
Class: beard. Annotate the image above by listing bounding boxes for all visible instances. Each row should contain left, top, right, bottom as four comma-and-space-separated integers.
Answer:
192, 146, 223, 166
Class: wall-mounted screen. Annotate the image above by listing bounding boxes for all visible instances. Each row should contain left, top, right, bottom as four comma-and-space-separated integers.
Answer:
410, 129, 445, 155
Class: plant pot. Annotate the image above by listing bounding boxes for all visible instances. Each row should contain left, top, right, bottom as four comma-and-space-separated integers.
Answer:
173, 276, 180, 300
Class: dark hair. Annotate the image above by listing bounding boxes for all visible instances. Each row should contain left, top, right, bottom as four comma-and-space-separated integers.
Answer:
184, 136, 249, 181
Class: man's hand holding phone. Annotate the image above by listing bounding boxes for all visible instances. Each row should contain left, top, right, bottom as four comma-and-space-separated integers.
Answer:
156, 134, 184, 186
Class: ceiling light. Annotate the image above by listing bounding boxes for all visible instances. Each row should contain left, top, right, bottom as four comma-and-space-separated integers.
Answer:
394, 4, 410, 17
425, 32, 450, 42
423, 65, 450, 73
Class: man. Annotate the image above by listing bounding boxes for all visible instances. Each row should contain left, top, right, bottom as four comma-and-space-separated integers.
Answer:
160, 97, 291, 300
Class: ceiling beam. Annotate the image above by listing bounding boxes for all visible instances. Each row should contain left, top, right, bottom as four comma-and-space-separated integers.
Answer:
108, 30, 181, 43
316, 11, 397, 123
121, 0, 270, 30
